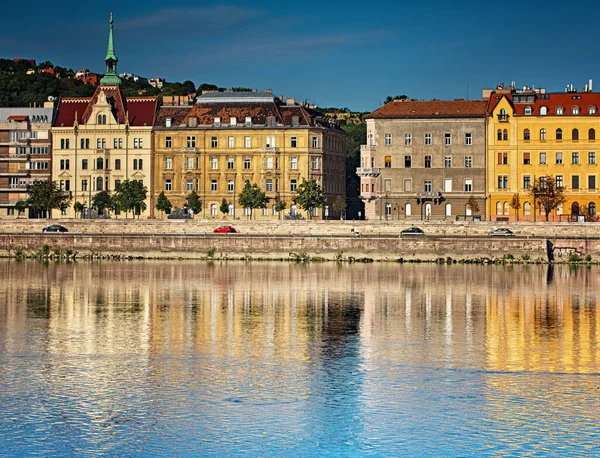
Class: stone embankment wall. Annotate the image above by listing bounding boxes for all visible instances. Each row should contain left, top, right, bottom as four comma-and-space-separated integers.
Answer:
0, 219, 598, 261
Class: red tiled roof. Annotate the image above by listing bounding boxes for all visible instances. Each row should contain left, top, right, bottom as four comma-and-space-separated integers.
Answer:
54, 85, 157, 127
367, 100, 489, 119
7, 115, 28, 121
488, 92, 600, 116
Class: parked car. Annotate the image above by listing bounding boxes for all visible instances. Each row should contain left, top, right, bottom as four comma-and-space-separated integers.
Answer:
488, 228, 514, 236
400, 227, 425, 236
42, 224, 68, 233
213, 225, 237, 234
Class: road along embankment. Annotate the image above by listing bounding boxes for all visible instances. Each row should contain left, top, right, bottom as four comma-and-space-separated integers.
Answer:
1, 233, 596, 262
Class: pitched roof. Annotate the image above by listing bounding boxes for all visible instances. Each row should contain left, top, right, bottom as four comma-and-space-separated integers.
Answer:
54, 85, 157, 127
7, 115, 29, 121
367, 100, 489, 119
488, 92, 600, 116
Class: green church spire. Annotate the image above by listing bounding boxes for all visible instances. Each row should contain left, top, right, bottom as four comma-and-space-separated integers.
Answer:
100, 12, 122, 85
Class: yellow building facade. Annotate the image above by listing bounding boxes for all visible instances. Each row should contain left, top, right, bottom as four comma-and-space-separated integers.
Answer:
488, 89, 600, 221
153, 93, 346, 220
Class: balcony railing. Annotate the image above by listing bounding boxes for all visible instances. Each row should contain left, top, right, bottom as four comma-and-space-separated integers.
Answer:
356, 167, 381, 177
181, 147, 199, 153
360, 144, 376, 152
498, 114, 509, 122
260, 147, 280, 153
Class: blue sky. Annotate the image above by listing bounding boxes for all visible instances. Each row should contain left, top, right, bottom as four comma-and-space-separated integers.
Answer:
2, 0, 600, 112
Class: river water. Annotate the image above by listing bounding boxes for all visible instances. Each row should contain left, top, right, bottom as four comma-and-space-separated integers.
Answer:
0, 261, 598, 457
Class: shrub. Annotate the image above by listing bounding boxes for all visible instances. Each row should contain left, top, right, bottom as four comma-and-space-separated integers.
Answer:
568, 252, 583, 263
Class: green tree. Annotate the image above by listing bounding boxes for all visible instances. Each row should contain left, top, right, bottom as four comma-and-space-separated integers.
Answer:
529, 175, 567, 221
219, 198, 230, 218
14, 200, 28, 218
114, 180, 148, 219
73, 201, 84, 218
510, 193, 521, 221
238, 181, 269, 219
332, 195, 347, 219
341, 121, 366, 219
156, 191, 172, 217
186, 190, 202, 216
292, 179, 324, 219
274, 195, 287, 220
25, 180, 71, 218
92, 190, 113, 216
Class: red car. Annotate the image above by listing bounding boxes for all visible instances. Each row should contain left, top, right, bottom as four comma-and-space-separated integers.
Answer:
213, 225, 237, 233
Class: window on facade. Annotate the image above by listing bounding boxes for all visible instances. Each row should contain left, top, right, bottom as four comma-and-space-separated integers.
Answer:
385, 133, 392, 146
540, 152, 547, 165
403, 179, 411, 192
312, 137, 319, 148
227, 157, 234, 169
266, 136, 275, 148
540, 128, 546, 140
572, 106, 580, 115
503, 129, 508, 141
404, 133, 412, 146
244, 158, 251, 169
59, 159, 70, 170
385, 156, 392, 168
464, 179, 473, 192
210, 158, 218, 169
82, 159, 88, 170
96, 158, 103, 170
211, 137, 218, 148
210, 204, 217, 216
556, 106, 564, 115
523, 152, 531, 165
497, 129, 502, 141
590, 202, 597, 216
82, 179, 88, 192
524, 106, 533, 115
573, 128, 579, 140
572, 175, 580, 190
227, 180, 234, 192
165, 179, 172, 191
523, 202, 531, 215
464, 156, 472, 168
572, 152, 580, 165
404, 156, 411, 168
589, 175, 596, 190
424, 180, 432, 193
425, 133, 432, 145
291, 136, 297, 148
444, 156, 452, 168
497, 152, 508, 165
588, 105, 597, 115
523, 175, 531, 189
228, 136, 234, 148
465, 133, 472, 145
540, 106, 548, 116
96, 177, 103, 191
424, 156, 431, 168
589, 152, 596, 164
166, 157, 172, 169
384, 179, 392, 192
266, 157, 273, 169
266, 179, 273, 192
211, 180, 217, 192
444, 179, 452, 193
311, 157, 320, 170
292, 116, 299, 127
97, 114, 107, 125
187, 157, 194, 169
290, 179, 297, 191
497, 175, 508, 189
185, 179, 193, 192
556, 152, 563, 164
444, 133, 451, 145
524, 129, 530, 141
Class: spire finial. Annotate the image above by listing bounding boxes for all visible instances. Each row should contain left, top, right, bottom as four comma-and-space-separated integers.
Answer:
100, 12, 121, 85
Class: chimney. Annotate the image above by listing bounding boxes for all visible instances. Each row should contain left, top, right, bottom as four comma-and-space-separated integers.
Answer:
286, 97, 296, 106
264, 88, 272, 94
188, 116, 197, 128
590, 79, 593, 92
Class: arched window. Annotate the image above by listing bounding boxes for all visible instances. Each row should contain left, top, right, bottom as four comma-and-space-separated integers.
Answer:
571, 202, 580, 216
523, 202, 531, 216
540, 106, 548, 116
540, 128, 547, 140
589, 128, 596, 140
524, 128, 530, 140
524, 106, 533, 115
97, 114, 107, 125
572, 106, 580, 115
96, 157, 103, 170
556, 106, 564, 115
497, 129, 502, 141
556, 128, 563, 140
96, 177, 103, 191
572, 128, 579, 140
425, 203, 432, 217
504, 202, 509, 215
503, 129, 508, 141
589, 202, 597, 216
445, 203, 452, 217
465, 204, 472, 216
405, 203, 412, 216
496, 202, 502, 215
589, 105, 597, 115
499, 108, 507, 121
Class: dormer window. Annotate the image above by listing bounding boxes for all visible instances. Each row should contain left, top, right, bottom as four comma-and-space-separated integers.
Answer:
266, 116, 276, 127
540, 106, 548, 116
214, 117, 221, 127
572, 106, 580, 115
589, 105, 597, 115
524, 106, 533, 115
245, 116, 252, 126
97, 114, 107, 125
230, 117, 237, 126
165, 117, 172, 128
556, 106, 564, 115
292, 116, 299, 127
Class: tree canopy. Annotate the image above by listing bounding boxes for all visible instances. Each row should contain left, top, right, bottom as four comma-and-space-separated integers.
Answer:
156, 191, 172, 216
186, 191, 202, 215
292, 179, 324, 218
22, 180, 71, 218
529, 175, 567, 221
91, 190, 114, 216
114, 180, 147, 218
238, 182, 269, 218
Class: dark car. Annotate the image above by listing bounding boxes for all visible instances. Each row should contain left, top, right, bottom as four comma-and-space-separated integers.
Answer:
400, 227, 425, 236
213, 225, 237, 234
488, 228, 514, 236
42, 224, 68, 233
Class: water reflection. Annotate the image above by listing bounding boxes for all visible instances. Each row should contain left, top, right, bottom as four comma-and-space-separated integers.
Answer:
0, 261, 598, 456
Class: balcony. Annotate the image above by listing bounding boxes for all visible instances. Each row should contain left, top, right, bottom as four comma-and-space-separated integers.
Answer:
181, 147, 199, 153
359, 192, 378, 201
360, 145, 376, 153
260, 147, 280, 153
498, 114, 509, 122
356, 167, 381, 178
